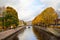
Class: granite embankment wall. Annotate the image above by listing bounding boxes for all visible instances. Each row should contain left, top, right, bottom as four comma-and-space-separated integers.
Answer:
0, 26, 26, 40
33, 26, 60, 40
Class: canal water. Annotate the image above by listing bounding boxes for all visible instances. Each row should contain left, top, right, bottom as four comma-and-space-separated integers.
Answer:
17, 26, 39, 40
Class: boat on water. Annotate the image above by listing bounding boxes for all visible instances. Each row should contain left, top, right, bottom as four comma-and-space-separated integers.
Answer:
28, 27, 30, 28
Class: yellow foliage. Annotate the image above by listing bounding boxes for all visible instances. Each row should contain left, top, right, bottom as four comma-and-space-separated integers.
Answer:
32, 7, 58, 26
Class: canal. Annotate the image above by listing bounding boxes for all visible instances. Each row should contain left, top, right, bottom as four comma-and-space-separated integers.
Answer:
13, 26, 59, 40
17, 26, 40, 40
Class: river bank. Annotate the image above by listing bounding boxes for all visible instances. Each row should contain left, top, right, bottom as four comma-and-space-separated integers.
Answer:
0, 26, 26, 40
33, 26, 60, 40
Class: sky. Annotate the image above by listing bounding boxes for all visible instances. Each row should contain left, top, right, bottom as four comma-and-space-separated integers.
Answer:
0, 0, 60, 21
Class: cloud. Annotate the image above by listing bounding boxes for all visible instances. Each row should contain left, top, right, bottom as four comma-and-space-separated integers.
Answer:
19, 0, 60, 21
0, 0, 21, 14
40, 0, 60, 9
0, 0, 17, 6
1, 0, 60, 21
19, 0, 46, 21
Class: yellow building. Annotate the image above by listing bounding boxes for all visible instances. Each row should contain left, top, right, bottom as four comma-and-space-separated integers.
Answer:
19, 20, 24, 26
50, 19, 60, 28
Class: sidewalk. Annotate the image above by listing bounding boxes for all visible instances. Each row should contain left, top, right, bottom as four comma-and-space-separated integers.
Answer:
47, 28, 60, 37
0, 26, 25, 40
35, 26, 60, 37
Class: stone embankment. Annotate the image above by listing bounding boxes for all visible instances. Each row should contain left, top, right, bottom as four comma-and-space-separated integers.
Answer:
0, 26, 26, 40
33, 26, 60, 40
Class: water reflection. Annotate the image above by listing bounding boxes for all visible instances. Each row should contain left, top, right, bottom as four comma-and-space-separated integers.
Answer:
13, 36, 19, 40
32, 27, 42, 40
17, 26, 43, 40
18, 26, 38, 40
13, 26, 57, 40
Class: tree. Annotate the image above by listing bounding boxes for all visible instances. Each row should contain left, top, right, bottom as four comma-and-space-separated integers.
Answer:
3, 6, 19, 28
32, 7, 58, 27
23, 21, 27, 26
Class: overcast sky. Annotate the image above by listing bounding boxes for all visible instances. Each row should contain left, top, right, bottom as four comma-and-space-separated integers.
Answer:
0, 0, 60, 21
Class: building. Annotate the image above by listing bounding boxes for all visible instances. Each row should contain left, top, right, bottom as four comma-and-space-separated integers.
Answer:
50, 19, 60, 28
0, 7, 5, 29
26, 21, 32, 26
0, 7, 5, 17
19, 20, 24, 26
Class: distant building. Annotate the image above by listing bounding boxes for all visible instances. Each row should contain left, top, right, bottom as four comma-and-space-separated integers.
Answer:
0, 7, 5, 17
0, 6, 5, 29
50, 19, 60, 27
19, 20, 24, 26
47, 10, 58, 27
50, 10, 60, 27
26, 21, 32, 26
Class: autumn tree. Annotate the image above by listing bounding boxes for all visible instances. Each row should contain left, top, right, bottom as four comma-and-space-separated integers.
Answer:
32, 7, 58, 27
3, 6, 19, 28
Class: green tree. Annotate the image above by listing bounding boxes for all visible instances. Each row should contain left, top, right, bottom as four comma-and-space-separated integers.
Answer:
3, 6, 19, 28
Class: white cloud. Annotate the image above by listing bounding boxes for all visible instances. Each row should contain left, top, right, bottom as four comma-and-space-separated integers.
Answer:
0, 0, 46, 21
19, 0, 46, 21
19, 0, 60, 21
40, 0, 60, 9
20, 0, 34, 8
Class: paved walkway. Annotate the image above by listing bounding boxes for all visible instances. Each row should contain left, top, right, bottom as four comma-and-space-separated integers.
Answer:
47, 28, 60, 37
35, 26, 60, 37
0, 27, 25, 40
